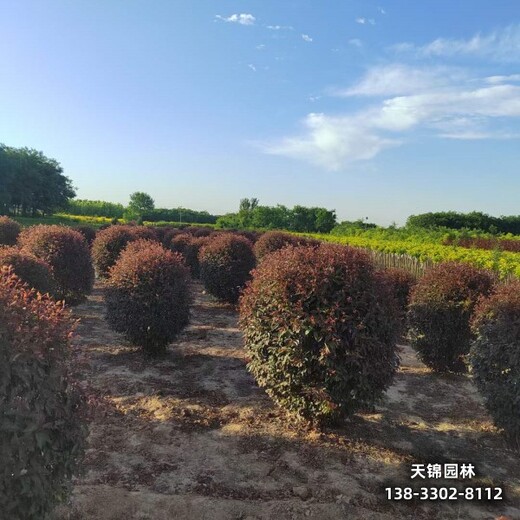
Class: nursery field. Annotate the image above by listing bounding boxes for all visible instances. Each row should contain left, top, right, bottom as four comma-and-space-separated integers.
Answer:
52, 280, 520, 520
2, 219, 519, 520
307, 233, 520, 279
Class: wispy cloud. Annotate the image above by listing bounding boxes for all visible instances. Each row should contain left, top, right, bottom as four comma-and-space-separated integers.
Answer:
485, 74, 520, 84
356, 17, 375, 25
263, 64, 520, 170
378, 7, 386, 15
248, 64, 257, 72
215, 13, 255, 26
439, 130, 520, 140
336, 64, 464, 97
393, 24, 520, 62
264, 112, 398, 170
256, 44, 266, 50
348, 38, 363, 48
266, 24, 293, 30
302, 34, 313, 43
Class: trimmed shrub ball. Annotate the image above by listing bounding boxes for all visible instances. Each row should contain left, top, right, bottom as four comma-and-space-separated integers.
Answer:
75, 225, 97, 246
0, 216, 21, 246
18, 225, 94, 305
148, 226, 169, 244
253, 231, 300, 261
199, 234, 256, 304
91, 225, 157, 277
470, 280, 520, 446
236, 230, 263, 244
0, 266, 87, 519
105, 241, 191, 355
192, 227, 214, 238
119, 237, 160, 257
169, 233, 209, 278
162, 227, 184, 247
0, 247, 56, 296
407, 262, 494, 373
239, 244, 401, 425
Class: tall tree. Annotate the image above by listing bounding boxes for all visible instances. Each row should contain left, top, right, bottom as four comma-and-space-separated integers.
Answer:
0, 144, 75, 216
126, 192, 155, 220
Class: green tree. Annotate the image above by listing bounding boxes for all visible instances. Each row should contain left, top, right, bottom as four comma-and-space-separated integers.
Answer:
0, 144, 75, 216
314, 207, 337, 233
238, 197, 259, 227
125, 192, 155, 220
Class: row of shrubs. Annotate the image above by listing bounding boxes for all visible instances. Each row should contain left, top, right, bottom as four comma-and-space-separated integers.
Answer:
93, 220, 519, 445
97, 228, 298, 354
0, 217, 95, 305
0, 216, 311, 310
83, 220, 519, 444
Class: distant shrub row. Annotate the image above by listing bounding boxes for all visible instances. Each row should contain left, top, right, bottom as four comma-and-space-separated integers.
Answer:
443, 235, 520, 253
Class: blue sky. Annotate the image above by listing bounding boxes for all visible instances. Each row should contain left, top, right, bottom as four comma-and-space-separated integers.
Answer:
1, 1, 519, 225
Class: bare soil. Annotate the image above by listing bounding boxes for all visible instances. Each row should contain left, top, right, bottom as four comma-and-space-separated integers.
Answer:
54, 281, 520, 520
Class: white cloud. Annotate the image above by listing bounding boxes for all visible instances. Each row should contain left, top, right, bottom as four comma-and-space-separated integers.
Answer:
438, 131, 494, 140
485, 74, 520, 84
302, 34, 313, 42
393, 24, 520, 62
337, 64, 465, 97
266, 25, 293, 30
263, 113, 398, 170
356, 17, 375, 25
263, 65, 520, 169
378, 7, 386, 15
438, 130, 520, 140
215, 13, 255, 26
248, 64, 257, 72
348, 38, 363, 47
357, 84, 520, 136
256, 44, 266, 50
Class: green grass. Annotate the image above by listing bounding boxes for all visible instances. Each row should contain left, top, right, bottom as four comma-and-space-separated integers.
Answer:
13, 215, 112, 228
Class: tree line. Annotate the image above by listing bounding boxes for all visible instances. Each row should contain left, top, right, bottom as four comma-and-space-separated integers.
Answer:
0, 144, 75, 216
216, 198, 337, 233
68, 194, 218, 224
407, 211, 520, 235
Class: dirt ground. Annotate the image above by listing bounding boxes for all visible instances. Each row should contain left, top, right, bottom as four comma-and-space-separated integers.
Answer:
54, 281, 520, 520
